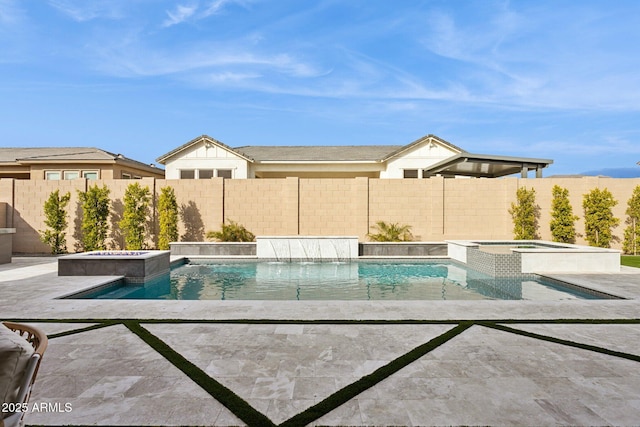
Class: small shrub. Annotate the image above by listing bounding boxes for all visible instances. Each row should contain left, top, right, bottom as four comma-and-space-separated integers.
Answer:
367, 221, 414, 242
206, 220, 255, 242
39, 190, 71, 254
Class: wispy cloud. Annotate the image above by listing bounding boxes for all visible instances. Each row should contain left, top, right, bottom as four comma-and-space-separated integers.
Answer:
47, 0, 127, 21
162, 0, 241, 27
162, 3, 198, 27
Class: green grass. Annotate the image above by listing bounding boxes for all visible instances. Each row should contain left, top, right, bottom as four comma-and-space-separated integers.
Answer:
622, 255, 640, 268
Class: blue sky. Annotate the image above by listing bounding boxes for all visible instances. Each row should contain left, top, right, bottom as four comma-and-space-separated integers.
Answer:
1, 0, 640, 176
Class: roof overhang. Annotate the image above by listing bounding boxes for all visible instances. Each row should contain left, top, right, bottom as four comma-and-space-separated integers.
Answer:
423, 153, 554, 178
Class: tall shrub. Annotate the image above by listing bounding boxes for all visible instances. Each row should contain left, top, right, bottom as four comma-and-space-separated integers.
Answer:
158, 186, 179, 250
39, 190, 71, 254
549, 185, 579, 243
119, 182, 151, 250
582, 187, 619, 248
509, 187, 539, 240
623, 185, 640, 255
78, 184, 111, 251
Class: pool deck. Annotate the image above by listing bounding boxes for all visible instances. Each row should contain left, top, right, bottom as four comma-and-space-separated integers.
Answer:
2, 256, 640, 426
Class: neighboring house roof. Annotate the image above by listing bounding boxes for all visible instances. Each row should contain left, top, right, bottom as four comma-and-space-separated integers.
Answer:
156, 134, 462, 164
155, 133, 554, 178
234, 145, 402, 162
0, 147, 163, 173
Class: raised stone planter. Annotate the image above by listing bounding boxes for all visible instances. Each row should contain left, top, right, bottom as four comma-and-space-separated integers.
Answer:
58, 250, 170, 283
0, 228, 15, 264
170, 242, 256, 256
359, 242, 447, 257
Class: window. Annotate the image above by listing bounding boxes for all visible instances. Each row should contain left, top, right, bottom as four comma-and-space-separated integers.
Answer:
198, 169, 214, 179
133, 175, 142, 179
45, 171, 61, 180
180, 170, 195, 179
403, 169, 418, 179
122, 173, 132, 179
82, 171, 99, 180
216, 169, 232, 179
64, 171, 80, 180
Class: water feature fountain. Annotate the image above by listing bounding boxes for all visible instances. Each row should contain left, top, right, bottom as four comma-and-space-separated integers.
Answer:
256, 236, 358, 261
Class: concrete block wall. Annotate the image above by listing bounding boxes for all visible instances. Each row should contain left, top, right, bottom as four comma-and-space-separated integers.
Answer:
443, 178, 517, 240
518, 176, 634, 244
299, 178, 368, 238
2, 176, 640, 253
224, 177, 297, 236
369, 178, 432, 240
156, 179, 223, 243
12, 178, 87, 253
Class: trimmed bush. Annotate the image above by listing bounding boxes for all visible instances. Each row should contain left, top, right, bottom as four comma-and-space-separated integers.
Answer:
206, 220, 255, 242
367, 221, 414, 242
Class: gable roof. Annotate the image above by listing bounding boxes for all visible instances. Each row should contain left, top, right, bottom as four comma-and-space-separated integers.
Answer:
156, 133, 461, 164
381, 134, 464, 161
156, 135, 254, 163
0, 147, 163, 173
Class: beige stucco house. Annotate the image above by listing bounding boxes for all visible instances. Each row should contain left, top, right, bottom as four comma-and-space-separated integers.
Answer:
0, 147, 164, 180
157, 134, 552, 179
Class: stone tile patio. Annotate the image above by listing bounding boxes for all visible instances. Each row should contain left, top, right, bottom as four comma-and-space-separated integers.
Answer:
1, 257, 640, 426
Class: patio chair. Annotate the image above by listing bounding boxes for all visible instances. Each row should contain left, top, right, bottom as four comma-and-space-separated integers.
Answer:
1, 322, 48, 427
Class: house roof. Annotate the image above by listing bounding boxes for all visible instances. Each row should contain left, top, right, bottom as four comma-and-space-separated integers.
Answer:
155, 135, 254, 163
0, 147, 163, 173
156, 133, 553, 177
156, 133, 462, 164
234, 145, 402, 162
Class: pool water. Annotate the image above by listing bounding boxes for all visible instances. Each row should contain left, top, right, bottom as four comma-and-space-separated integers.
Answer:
74, 260, 607, 301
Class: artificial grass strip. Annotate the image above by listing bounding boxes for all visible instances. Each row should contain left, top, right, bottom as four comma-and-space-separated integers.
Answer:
7, 318, 640, 325
279, 321, 474, 427
621, 255, 640, 268
481, 322, 640, 363
123, 321, 276, 427
47, 321, 120, 339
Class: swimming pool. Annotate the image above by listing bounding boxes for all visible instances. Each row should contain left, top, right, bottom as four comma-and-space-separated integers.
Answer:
70, 260, 613, 301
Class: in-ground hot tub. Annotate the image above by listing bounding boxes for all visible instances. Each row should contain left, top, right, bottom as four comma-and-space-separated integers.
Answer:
58, 250, 171, 283
447, 240, 621, 275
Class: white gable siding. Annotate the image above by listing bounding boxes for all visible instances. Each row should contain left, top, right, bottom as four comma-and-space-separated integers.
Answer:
381, 140, 458, 178
163, 141, 249, 179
